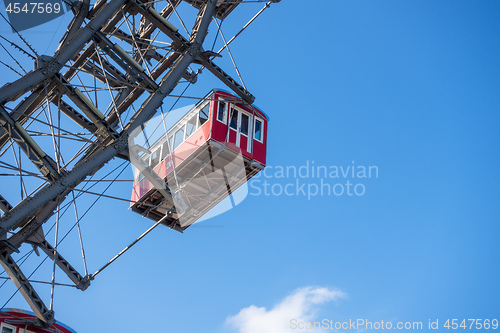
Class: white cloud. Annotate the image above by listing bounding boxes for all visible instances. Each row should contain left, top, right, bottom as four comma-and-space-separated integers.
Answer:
225, 286, 346, 333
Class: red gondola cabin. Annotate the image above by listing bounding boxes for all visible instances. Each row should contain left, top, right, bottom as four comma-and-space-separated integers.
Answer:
130, 89, 268, 231
0, 308, 76, 333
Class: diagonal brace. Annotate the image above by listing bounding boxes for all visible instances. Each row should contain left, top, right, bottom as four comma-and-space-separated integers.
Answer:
0, 105, 61, 182
34, 239, 90, 291
0, 251, 55, 327
0, 194, 13, 214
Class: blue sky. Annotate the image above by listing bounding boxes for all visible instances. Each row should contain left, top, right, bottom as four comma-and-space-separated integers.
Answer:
0, 0, 499, 332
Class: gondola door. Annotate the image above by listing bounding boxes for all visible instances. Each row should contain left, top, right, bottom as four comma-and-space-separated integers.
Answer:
229, 106, 252, 154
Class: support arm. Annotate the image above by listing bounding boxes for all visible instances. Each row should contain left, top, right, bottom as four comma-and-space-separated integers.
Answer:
0, 251, 55, 328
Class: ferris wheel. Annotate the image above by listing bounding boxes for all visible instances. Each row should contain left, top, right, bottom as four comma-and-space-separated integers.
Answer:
0, 0, 278, 329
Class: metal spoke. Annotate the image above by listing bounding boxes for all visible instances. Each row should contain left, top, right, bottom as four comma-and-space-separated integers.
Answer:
215, 18, 247, 89
10, 145, 28, 198
71, 191, 88, 277
94, 49, 125, 130
49, 205, 60, 311
122, 9, 154, 77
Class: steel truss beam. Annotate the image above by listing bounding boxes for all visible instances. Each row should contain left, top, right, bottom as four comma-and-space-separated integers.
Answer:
138, 0, 182, 39
3, 187, 73, 247
0, 194, 13, 214
0, 105, 61, 181
0, 0, 128, 104
0, 84, 51, 151
0, 251, 55, 327
87, 52, 136, 87
58, 99, 98, 133
198, 56, 255, 104
57, 0, 91, 51
131, 0, 190, 49
0, 78, 97, 152
52, 74, 119, 143
0, 0, 128, 152
34, 239, 90, 291
93, 31, 159, 90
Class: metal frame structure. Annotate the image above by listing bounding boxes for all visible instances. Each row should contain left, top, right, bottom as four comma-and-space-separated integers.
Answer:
0, 0, 279, 328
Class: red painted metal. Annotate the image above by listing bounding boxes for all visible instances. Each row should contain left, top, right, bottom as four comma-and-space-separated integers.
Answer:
0, 308, 76, 333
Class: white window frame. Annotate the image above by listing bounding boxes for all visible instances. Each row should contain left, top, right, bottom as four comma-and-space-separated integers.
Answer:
161, 139, 170, 161
173, 126, 185, 150
229, 106, 251, 133
229, 106, 253, 151
150, 146, 161, 167
184, 113, 199, 141
1, 323, 17, 333
168, 134, 174, 153
181, 122, 188, 141
254, 117, 264, 143
239, 110, 251, 138
228, 105, 238, 131
198, 101, 211, 126
216, 99, 228, 124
